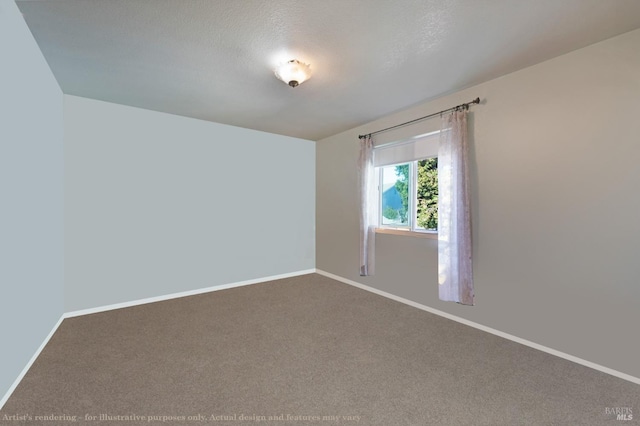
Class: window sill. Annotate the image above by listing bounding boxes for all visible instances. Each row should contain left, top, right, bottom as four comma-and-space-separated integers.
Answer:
375, 227, 438, 239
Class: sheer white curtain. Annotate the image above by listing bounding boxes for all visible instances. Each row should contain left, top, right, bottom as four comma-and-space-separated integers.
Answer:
438, 109, 474, 305
358, 135, 377, 276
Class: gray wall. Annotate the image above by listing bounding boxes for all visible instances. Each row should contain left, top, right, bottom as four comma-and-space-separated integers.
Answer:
0, 0, 64, 402
64, 95, 315, 312
317, 29, 640, 378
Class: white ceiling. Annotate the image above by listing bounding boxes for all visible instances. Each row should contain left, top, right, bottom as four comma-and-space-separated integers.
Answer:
17, 0, 640, 141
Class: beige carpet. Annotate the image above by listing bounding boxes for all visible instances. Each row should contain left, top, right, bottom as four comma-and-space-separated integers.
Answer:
1, 274, 638, 425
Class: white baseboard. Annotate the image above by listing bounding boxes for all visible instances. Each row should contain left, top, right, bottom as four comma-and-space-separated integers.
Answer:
65, 269, 316, 318
0, 315, 65, 410
315, 269, 640, 386
1, 268, 316, 410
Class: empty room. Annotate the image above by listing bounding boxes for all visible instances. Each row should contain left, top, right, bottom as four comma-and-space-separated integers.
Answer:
1, 0, 639, 424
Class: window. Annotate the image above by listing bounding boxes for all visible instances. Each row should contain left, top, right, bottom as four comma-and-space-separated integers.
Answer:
374, 131, 439, 234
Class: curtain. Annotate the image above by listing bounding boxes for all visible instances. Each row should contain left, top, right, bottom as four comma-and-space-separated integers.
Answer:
438, 109, 474, 305
358, 135, 377, 276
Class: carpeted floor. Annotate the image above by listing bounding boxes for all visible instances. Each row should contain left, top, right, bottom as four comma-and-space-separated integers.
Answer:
1, 273, 638, 425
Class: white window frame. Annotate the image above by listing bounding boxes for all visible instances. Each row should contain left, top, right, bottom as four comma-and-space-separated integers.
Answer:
374, 131, 440, 239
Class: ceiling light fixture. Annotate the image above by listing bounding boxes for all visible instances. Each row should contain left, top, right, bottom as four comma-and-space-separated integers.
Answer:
274, 59, 312, 88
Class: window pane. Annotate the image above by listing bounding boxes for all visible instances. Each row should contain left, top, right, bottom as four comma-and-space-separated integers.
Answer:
416, 158, 438, 231
381, 164, 409, 226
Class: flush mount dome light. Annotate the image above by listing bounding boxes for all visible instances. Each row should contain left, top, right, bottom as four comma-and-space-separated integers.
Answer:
274, 59, 311, 87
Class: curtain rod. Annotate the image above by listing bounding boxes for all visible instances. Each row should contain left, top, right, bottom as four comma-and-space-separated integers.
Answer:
358, 97, 480, 139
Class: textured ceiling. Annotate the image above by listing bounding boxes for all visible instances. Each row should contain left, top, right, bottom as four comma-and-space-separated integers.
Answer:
17, 0, 640, 141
